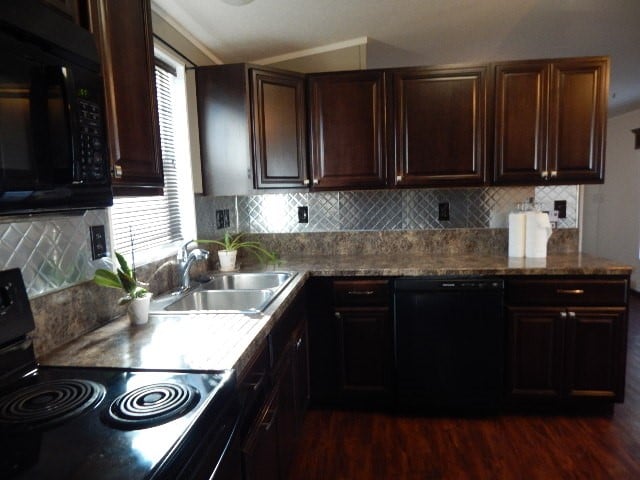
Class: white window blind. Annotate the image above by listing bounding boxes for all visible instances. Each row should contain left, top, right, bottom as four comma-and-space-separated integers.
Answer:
110, 59, 184, 258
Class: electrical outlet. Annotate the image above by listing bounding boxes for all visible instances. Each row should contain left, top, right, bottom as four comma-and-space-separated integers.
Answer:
438, 202, 450, 221
298, 206, 309, 223
216, 209, 230, 229
554, 200, 567, 219
90, 225, 107, 260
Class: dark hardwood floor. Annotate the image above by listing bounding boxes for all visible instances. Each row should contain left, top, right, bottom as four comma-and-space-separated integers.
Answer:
288, 294, 640, 480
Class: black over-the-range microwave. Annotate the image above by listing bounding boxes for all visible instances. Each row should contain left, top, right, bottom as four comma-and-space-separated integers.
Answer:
0, 0, 112, 216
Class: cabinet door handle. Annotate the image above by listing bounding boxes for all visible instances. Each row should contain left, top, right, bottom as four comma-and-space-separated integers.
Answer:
244, 372, 266, 393
556, 289, 585, 295
541, 170, 549, 180
296, 337, 303, 349
313, 178, 319, 185
113, 165, 123, 178
396, 175, 403, 182
260, 406, 278, 431
560, 311, 567, 319
334, 312, 341, 320
347, 290, 375, 296
303, 179, 310, 185
550, 170, 558, 178
568, 311, 576, 319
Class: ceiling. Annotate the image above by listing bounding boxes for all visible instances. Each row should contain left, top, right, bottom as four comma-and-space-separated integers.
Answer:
152, 0, 640, 116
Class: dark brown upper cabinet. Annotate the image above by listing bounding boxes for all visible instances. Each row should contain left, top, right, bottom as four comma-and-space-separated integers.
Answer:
308, 71, 387, 190
196, 64, 307, 195
391, 65, 488, 187
493, 56, 608, 185
251, 69, 307, 189
83, 0, 163, 195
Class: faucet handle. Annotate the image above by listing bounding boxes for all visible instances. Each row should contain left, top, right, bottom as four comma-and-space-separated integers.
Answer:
178, 239, 197, 262
190, 248, 210, 260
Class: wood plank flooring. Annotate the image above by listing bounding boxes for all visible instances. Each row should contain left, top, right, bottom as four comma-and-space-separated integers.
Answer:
288, 294, 640, 480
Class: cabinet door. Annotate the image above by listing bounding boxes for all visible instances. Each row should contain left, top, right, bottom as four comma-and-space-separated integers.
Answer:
307, 278, 339, 405
275, 347, 296, 480
308, 71, 387, 189
564, 307, 626, 401
547, 57, 608, 184
392, 66, 487, 187
334, 309, 392, 404
506, 307, 565, 400
85, 0, 163, 195
493, 61, 549, 184
292, 320, 309, 430
251, 69, 307, 188
241, 387, 280, 480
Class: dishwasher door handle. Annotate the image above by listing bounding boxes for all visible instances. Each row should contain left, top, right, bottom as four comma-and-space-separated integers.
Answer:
556, 289, 585, 295
347, 290, 375, 296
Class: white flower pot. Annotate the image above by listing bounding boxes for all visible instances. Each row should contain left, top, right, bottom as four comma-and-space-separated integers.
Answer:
128, 293, 152, 325
218, 249, 238, 272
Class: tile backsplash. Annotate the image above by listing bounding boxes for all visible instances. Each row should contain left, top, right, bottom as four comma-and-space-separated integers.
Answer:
196, 185, 579, 238
0, 209, 111, 298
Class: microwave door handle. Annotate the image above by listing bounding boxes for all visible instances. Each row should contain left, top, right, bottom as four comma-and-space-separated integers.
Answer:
49, 65, 80, 182
60, 66, 82, 182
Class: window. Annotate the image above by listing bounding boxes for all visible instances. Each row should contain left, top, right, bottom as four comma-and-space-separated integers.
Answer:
110, 47, 196, 262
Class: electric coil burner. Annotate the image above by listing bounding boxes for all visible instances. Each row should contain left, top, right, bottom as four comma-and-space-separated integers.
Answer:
0, 268, 239, 480
105, 381, 200, 429
0, 379, 105, 430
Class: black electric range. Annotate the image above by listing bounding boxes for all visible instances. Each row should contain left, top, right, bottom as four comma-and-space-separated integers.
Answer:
0, 269, 240, 480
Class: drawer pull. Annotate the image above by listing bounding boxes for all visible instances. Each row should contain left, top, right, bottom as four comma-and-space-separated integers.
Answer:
347, 290, 375, 296
556, 289, 585, 295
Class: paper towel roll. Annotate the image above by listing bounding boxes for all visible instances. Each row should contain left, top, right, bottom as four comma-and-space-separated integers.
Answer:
525, 211, 553, 258
508, 212, 526, 257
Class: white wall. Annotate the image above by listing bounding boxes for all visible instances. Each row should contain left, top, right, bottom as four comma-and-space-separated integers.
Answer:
582, 108, 640, 289
267, 44, 366, 73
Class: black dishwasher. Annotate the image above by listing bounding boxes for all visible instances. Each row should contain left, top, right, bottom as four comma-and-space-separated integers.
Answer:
394, 278, 504, 411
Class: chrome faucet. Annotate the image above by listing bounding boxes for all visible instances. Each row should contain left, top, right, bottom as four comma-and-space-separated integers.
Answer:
178, 241, 209, 291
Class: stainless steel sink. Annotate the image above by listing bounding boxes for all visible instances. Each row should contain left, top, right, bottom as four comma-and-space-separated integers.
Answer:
164, 289, 274, 313
150, 271, 297, 314
201, 272, 293, 290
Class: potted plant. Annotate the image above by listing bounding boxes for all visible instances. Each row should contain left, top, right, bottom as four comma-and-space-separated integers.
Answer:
93, 252, 151, 325
198, 232, 278, 272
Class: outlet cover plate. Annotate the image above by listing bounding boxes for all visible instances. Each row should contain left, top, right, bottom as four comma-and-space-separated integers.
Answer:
90, 225, 107, 260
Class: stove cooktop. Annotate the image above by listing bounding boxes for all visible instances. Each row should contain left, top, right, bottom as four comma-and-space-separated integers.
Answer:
0, 366, 235, 480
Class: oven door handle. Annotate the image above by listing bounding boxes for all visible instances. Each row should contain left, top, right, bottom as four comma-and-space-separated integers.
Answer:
0, 337, 32, 355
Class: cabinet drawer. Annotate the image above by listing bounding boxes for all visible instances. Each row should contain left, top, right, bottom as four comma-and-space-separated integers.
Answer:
333, 279, 389, 307
506, 277, 628, 306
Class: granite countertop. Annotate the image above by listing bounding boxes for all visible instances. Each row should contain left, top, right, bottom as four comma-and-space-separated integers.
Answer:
40, 252, 632, 378
283, 252, 632, 277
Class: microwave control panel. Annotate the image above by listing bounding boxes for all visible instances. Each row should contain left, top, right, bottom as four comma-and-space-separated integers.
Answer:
77, 99, 107, 183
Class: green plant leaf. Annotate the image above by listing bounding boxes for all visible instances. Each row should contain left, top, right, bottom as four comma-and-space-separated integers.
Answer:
93, 269, 123, 289
117, 269, 136, 293
115, 252, 132, 278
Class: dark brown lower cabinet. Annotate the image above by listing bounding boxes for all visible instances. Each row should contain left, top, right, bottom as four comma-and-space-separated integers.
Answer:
242, 386, 280, 480
506, 276, 629, 404
308, 277, 393, 408
335, 309, 391, 401
240, 291, 308, 480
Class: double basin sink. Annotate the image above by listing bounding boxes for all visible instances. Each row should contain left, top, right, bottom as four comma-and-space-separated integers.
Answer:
150, 271, 296, 315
